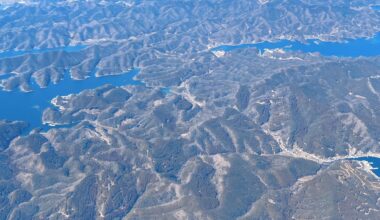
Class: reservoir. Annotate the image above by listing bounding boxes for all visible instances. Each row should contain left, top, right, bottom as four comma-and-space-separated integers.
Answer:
211, 33, 380, 57
0, 69, 142, 129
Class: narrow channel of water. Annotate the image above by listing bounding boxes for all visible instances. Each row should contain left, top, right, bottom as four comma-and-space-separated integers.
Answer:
211, 33, 380, 57
0, 45, 87, 59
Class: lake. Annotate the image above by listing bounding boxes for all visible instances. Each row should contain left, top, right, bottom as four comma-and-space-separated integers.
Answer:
211, 33, 380, 57
0, 68, 142, 130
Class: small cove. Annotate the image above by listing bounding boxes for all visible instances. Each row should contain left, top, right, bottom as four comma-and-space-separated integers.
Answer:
352, 157, 380, 177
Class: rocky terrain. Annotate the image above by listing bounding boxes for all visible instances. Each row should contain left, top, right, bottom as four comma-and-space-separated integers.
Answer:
1, 0, 380, 90
1, 0, 380, 219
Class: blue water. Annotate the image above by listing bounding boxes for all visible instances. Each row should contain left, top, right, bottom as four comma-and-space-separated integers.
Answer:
352, 157, 380, 177
372, 5, 380, 10
211, 33, 380, 57
160, 87, 171, 95
0, 45, 87, 59
0, 73, 14, 80
0, 69, 143, 130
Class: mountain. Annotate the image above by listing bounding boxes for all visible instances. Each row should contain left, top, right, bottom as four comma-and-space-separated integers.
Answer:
1, 0, 380, 219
